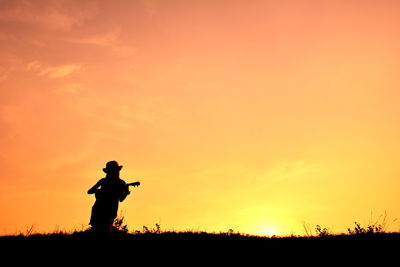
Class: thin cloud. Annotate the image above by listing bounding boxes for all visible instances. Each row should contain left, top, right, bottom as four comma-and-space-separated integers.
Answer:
39, 64, 81, 79
25, 61, 41, 71
57, 83, 84, 94
68, 27, 135, 57
71, 26, 120, 46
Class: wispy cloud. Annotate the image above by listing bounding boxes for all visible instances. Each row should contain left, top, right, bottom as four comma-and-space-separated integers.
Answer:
39, 64, 81, 79
25, 60, 82, 79
68, 26, 135, 57
71, 26, 120, 46
25, 61, 41, 71
0, 61, 82, 82
57, 83, 84, 94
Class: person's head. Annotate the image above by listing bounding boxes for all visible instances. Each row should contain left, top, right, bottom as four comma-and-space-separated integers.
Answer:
103, 160, 123, 178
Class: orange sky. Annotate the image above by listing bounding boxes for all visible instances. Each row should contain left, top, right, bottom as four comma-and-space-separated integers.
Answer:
1, 0, 400, 236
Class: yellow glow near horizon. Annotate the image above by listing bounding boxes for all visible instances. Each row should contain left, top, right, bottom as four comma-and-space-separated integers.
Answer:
259, 228, 279, 238
1, 1, 400, 236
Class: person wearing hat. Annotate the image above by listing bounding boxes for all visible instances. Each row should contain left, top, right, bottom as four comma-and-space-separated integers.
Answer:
88, 161, 134, 233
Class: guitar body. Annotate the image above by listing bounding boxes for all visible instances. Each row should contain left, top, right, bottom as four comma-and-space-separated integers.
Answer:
119, 181, 140, 201
93, 181, 140, 201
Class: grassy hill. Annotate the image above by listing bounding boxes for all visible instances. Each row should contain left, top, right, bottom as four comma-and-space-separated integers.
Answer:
1, 229, 399, 264
2, 227, 399, 247
2, 217, 400, 264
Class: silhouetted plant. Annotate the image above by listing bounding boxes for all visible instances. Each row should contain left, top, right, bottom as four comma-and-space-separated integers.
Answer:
347, 212, 398, 235
113, 216, 128, 232
154, 223, 161, 234
348, 221, 383, 235
142, 224, 161, 234
302, 222, 313, 237
315, 225, 329, 237
18, 224, 36, 236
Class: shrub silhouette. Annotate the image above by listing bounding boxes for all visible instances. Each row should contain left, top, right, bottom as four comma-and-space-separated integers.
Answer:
347, 212, 398, 235
348, 221, 384, 235
315, 225, 330, 237
113, 215, 129, 233
141, 224, 161, 234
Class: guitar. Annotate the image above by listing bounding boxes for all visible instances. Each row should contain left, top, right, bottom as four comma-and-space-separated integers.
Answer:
120, 181, 140, 201
95, 181, 141, 201
126, 181, 141, 187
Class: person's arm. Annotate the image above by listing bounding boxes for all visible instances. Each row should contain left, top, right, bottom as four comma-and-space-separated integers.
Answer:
88, 179, 103, 194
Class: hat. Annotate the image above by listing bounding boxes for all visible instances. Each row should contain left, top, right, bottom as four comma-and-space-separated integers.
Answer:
103, 160, 123, 173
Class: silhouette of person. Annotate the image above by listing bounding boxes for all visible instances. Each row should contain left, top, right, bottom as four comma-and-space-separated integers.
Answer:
88, 161, 131, 234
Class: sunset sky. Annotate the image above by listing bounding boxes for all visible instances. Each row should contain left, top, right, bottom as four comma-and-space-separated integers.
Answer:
1, 0, 400, 236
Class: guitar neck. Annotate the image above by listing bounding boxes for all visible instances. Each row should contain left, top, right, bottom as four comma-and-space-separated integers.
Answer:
127, 182, 140, 187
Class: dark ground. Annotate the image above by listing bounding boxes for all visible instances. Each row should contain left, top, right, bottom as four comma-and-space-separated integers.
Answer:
1, 231, 399, 264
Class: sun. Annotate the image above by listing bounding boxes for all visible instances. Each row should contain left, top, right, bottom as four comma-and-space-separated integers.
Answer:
258, 226, 280, 237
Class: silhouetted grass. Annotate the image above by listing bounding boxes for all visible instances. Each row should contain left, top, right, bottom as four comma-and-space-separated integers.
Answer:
2, 215, 400, 262
2, 215, 399, 241
2, 224, 400, 242
2, 225, 400, 264
2, 215, 399, 265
